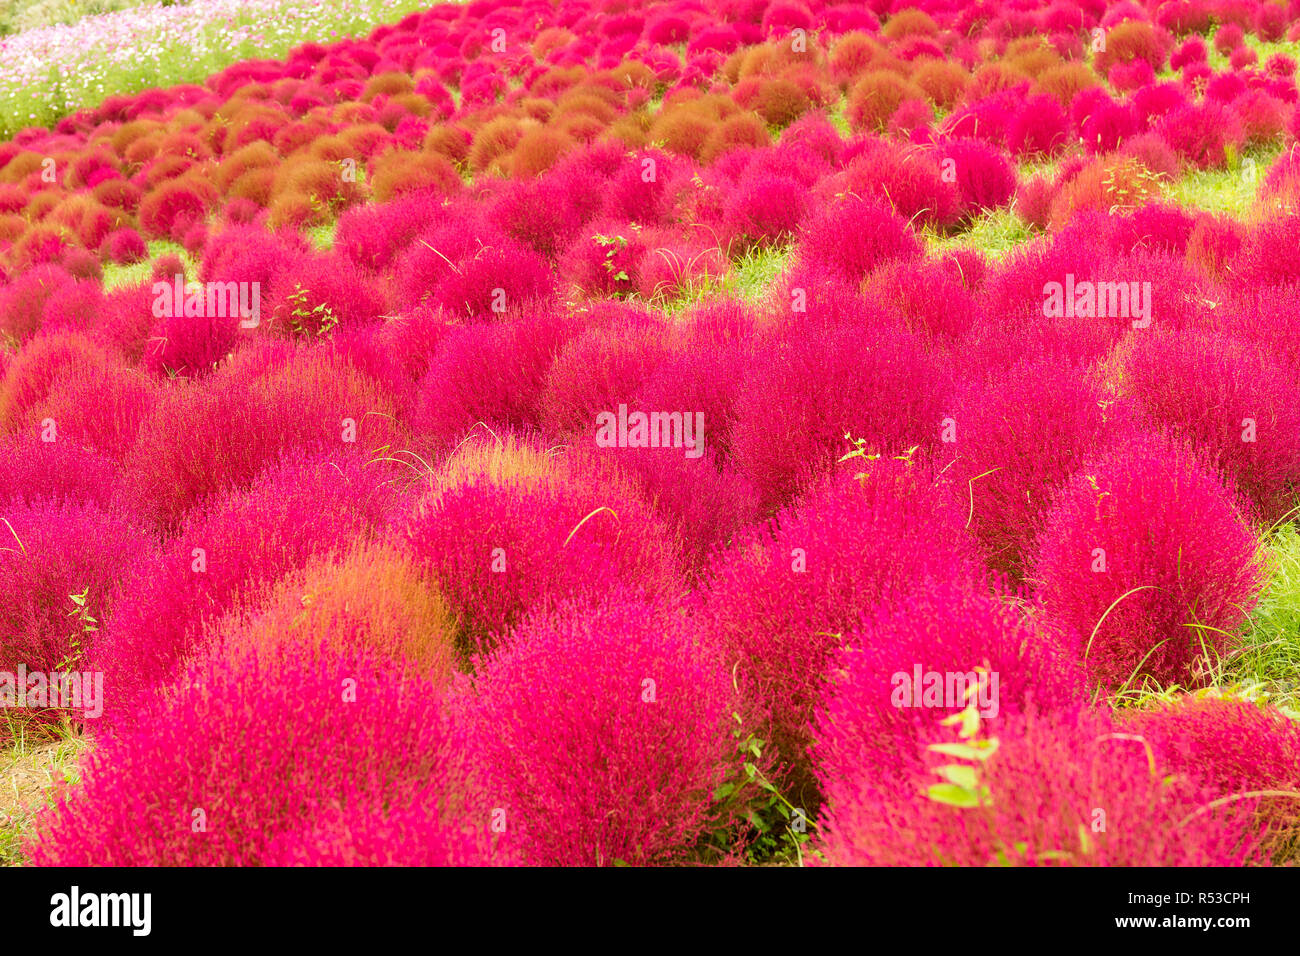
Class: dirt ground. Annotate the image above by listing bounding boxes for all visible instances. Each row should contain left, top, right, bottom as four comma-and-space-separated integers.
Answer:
0, 740, 82, 864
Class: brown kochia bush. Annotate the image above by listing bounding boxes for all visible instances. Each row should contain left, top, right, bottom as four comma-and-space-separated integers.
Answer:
847, 70, 923, 131
369, 150, 461, 203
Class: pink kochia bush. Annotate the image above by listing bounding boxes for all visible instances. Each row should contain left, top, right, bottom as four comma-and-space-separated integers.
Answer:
0, 437, 120, 512
26, 640, 505, 866
1123, 694, 1300, 862
811, 704, 1269, 866
695, 464, 985, 782
406, 468, 682, 654
122, 343, 405, 529
410, 309, 580, 450
93, 450, 401, 726
460, 595, 739, 866
1119, 327, 1300, 525
943, 355, 1116, 579
812, 586, 1086, 792
0, 500, 154, 735
731, 319, 943, 513
1032, 431, 1266, 692
793, 194, 922, 282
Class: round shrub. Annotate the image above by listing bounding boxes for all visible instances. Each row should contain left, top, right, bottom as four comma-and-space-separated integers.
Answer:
1032, 430, 1266, 691
461, 595, 741, 866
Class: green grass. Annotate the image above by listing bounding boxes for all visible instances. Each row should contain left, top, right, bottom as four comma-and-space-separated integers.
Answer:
1162, 141, 1286, 219
305, 221, 338, 251
0, 0, 440, 140
922, 206, 1037, 260
726, 244, 790, 301
1223, 522, 1300, 715
1203, 30, 1300, 74
0, 725, 86, 867
101, 239, 195, 290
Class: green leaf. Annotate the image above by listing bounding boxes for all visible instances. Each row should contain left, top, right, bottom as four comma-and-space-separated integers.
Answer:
927, 783, 982, 808
935, 764, 979, 789
928, 740, 999, 762
712, 782, 735, 801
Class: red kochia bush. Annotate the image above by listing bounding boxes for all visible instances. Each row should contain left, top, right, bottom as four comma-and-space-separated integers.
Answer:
0, 437, 119, 512
696, 464, 985, 780
462, 595, 739, 866
1124, 694, 1300, 862
731, 320, 943, 513
410, 309, 580, 451
1119, 327, 1300, 524
260, 799, 514, 867
1156, 101, 1243, 170
0, 331, 113, 434
0, 266, 79, 345
1007, 93, 1070, 159
137, 179, 211, 241
0, 500, 154, 736
812, 585, 1086, 797
122, 344, 405, 529
199, 223, 306, 290
264, 252, 386, 336
405, 469, 682, 654
93, 449, 401, 726
28, 364, 157, 461
104, 228, 148, 264
722, 172, 809, 250
812, 704, 1267, 866
142, 283, 243, 379
1032, 431, 1266, 692
392, 224, 556, 320
39, 278, 104, 334
944, 356, 1116, 579
832, 144, 962, 230
860, 259, 978, 345
794, 194, 923, 282
335, 191, 450, 273
940, 136, 1017, 215
539, 315, 674, 438
26, 640, 502, 866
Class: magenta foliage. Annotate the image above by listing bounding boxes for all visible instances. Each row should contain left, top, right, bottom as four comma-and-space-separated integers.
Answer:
812, 584, 1086, 796
26, 640, 499, 866
93, 449, 402, 726
1032, 430, 1266, 691
411, 308, 581, 450
0, 436, 120, 512
0, 499, 154, 732
405, 468, 682, 652
695, 463, 984, 776
944, 355, 1120, 579
794, 194, 923, 282
730, 319, 945, 513
1120, 325, 1300, 524
461, 595, 738, 865
812, 703, 1267, 866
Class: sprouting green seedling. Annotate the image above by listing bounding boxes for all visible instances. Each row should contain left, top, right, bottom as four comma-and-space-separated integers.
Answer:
55, 586, 97, 672
285, 285, 339, 336
593, 234, 631, 283
925, 677, 998, 809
